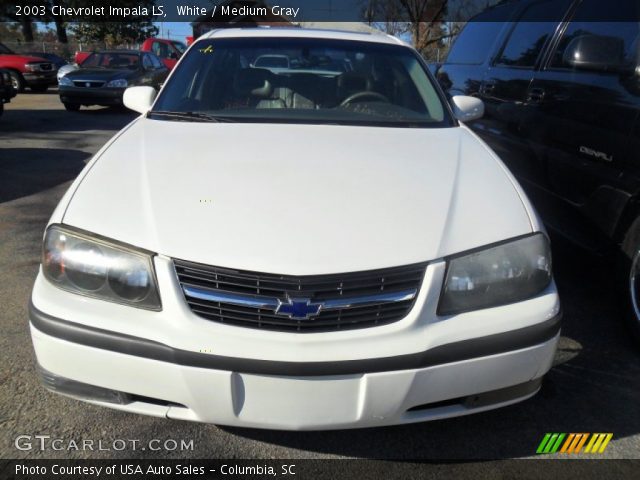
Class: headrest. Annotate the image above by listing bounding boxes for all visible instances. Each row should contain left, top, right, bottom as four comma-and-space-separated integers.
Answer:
234, 68, 273, 98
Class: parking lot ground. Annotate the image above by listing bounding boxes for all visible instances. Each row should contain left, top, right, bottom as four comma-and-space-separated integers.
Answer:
0, 92, 639, 464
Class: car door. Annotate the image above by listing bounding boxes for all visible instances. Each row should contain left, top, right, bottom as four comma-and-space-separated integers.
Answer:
521, 0, 640, 241
475, 0, 572, 183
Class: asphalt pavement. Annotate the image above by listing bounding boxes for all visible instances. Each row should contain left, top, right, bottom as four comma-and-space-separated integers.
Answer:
0, 91, 638, 464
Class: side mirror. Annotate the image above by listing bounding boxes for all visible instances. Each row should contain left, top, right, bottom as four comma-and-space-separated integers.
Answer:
451, 95, 484, 122
123, 86, 157, 114
169, 52, 179, 60
563, 34, 632, 74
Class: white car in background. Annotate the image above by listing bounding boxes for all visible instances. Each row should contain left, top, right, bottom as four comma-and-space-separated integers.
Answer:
56, 63, 78, 83
29, 28, 560, 430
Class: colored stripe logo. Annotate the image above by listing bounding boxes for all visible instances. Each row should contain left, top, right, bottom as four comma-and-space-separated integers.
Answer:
536, 433, 613, 454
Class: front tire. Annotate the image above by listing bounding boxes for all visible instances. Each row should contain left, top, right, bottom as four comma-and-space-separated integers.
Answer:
63, 102, 80, 112
9, 71, 25, 92
618, 217, 640, 344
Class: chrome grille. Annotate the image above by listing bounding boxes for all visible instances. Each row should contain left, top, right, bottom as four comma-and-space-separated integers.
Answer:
173, 259, 427, 333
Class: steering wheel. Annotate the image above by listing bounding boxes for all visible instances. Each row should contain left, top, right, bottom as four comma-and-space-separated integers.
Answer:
340, 91, 390, 107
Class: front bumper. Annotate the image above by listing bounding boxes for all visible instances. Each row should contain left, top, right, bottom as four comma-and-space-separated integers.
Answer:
24, 72, 57, 86
59, 86, 124, 106
29, 255, 561, 430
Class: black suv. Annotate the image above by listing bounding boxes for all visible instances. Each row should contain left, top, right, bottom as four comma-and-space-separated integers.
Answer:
436, 0, 640, 338
0, 68, 16, 117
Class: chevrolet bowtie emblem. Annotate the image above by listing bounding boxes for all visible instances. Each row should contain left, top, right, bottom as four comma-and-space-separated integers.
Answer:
275, 298, 322, 320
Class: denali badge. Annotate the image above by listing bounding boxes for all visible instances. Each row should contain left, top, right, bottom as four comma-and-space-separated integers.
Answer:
579, 146, 613, 162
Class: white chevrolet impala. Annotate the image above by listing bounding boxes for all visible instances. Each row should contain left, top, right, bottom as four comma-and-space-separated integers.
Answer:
30, 28, 560, 430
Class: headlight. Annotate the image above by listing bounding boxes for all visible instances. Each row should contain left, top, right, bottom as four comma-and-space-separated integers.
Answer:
25, 63, 39, 72
58, 76, 73, 86
42, 225, 161, 310
106, 79, 128, 88
438, 233, 551, 315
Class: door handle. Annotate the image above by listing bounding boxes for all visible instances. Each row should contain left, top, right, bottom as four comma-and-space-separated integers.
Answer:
527, 87, 545, 103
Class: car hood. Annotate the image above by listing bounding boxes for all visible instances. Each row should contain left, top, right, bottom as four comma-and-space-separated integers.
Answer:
65, 68, 133, 81
0, 53, 50, 63
62, 120, 533, 275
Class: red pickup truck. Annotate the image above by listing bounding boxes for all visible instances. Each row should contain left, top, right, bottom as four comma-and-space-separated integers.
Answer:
140, 38, 187, 69
0, 42, 57, 92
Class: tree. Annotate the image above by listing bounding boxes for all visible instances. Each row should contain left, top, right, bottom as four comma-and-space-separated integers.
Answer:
0, 1, 37, 41
67, 0, 158, 46
362, 0, 448, 55
48, 0, 68, 43
362, 0, 499, 59
0, 1, 69, 43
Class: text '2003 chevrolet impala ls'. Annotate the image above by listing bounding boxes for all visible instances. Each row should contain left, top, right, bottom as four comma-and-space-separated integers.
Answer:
29, 28, 560, 430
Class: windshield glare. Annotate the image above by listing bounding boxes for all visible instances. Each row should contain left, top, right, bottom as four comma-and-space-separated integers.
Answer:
152, 37, 449, 127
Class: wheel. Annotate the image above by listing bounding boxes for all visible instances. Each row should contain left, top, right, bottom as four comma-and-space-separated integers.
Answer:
63, 102, 80, 112
618, 216, 640, 343
30, 85, 48, 93
8, 71, 25, 92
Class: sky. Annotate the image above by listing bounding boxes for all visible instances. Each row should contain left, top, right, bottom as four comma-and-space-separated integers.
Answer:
155, 22, 193, 41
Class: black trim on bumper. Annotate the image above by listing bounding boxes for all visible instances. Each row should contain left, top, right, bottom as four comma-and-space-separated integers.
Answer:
29, 300, 561, 376
59, 87, 124, 105
23, 73, 57, 85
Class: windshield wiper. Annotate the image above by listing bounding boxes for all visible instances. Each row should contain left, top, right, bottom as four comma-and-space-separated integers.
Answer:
148, 111, 237, 123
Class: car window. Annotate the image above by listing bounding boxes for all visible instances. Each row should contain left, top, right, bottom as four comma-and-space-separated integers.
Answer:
149, 53, 164, 69
446, 23, 505, 65
549, 0, 640, 69
152, 41, 170, 59
0, 43, 13, 54
494, 0, 570, 68
142, 54, 153, 69
172, 41, 187, 54
83, 53, 140, 69
152, 37, 451, 128
444, 3, 516, 65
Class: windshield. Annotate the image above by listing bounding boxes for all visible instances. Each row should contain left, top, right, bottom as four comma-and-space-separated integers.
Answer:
151, 37, 450, 127
82, 52, 140, 69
